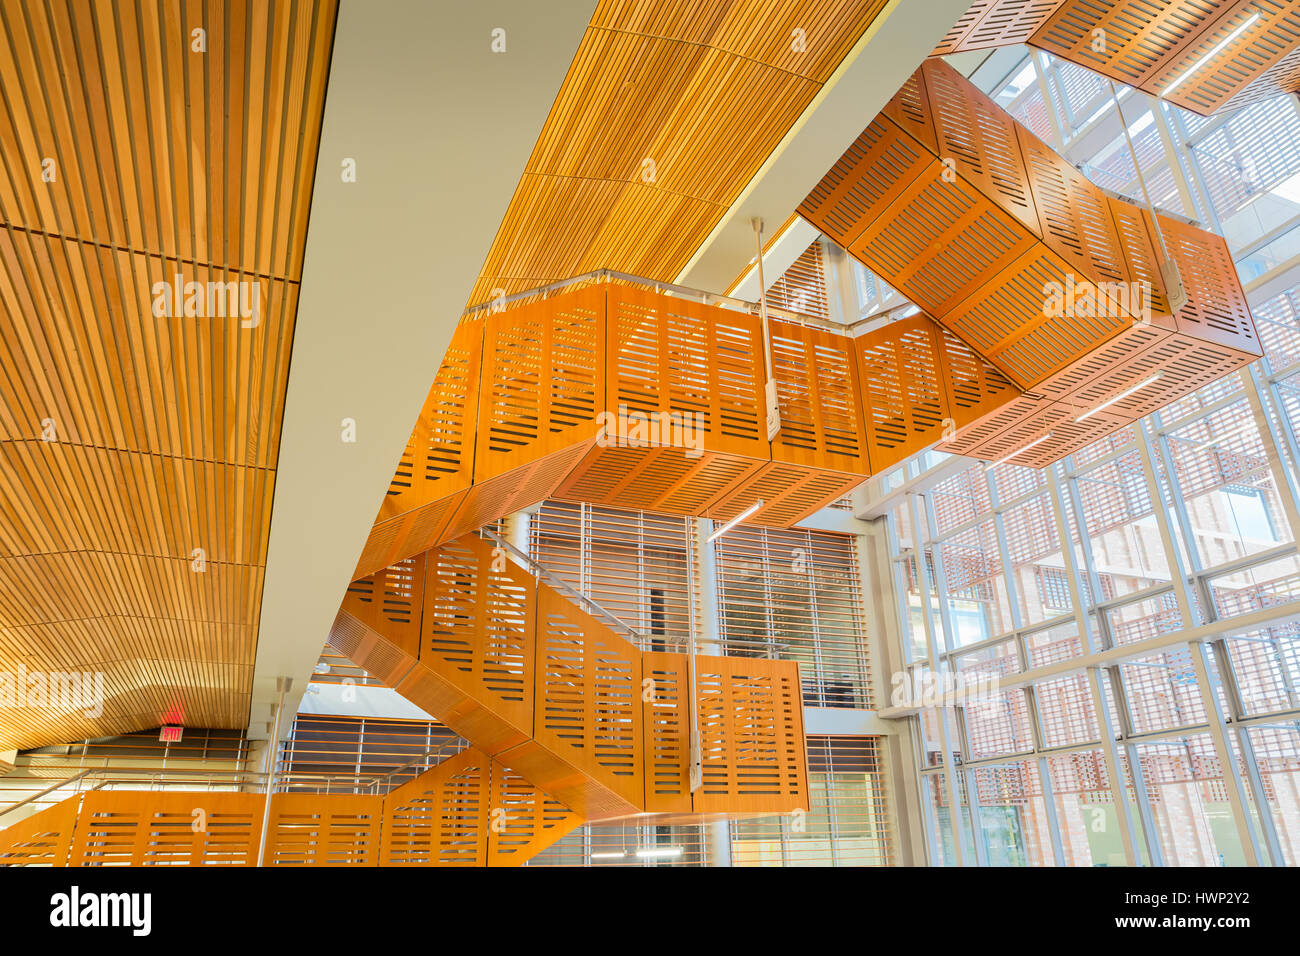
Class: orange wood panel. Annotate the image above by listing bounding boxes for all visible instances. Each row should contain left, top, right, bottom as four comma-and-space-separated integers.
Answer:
556, 445, 764, 517
705, 460, 866, 527
487, 761, 583, 866
266, 793, 383, 867
606, 284, 770, 459
935, 0, 1300, 117
641, 651, 694, 814
527, 584, 645, 815
768, 318, 869, 472
857, 316, 952, 471
380, 747, 491, 866
421, 536, 535, 737
693, 656, 809, 815
359, 318, 485, 575
67, 791, 264, 866
0, 798, 78, 866
475, 284, 608, 483
340, 554, 426, 661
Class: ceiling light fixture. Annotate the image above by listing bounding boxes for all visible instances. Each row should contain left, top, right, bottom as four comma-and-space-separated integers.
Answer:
1163, 12, 1261, 97
985, 432, 1054, 470
1074, 373, 1164, 422
707, 501, 763, 542
590, 851, 626, 860
635, 846, 683, 859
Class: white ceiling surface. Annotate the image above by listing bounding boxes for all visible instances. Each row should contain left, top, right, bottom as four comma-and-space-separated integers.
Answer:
677, 0, 975, 296
249, 0, 597, 738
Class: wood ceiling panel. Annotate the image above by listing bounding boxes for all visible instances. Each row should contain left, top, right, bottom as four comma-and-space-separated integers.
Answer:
472, 0, 889, 303
0, 230, 299, 466
593, 0, 890, 82
0, 0, 335, 752
0, 0, 331, 279
0, 442, 272, 567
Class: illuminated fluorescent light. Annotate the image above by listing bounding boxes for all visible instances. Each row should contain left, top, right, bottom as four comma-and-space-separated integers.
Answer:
590, 851, 626, 860
707, 501, 763, 542
1194, 421, 1255, 452
985, 432, 1053, 470
1163, 12, 1261, 97
635, 846, 683, 859
1075, 373, 1164, 422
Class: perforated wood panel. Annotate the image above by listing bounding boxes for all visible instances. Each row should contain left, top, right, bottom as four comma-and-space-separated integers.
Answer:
341, 554, 425, 661
606, 285, 769, 459
2, 750, 577, 868
336, 535, 815, 822
363, 320, 484, 575
422, 536, 535, 736
0, 799, 77, 866
706, 460, 866, 527
641, 651, 694, 813
804, 57, 1260, 468
532, 585, 644, 809
361, 279, 907, 575
769, 319, 868, 472
487, 762, 582, 866
557, 444, 762, 516
380, 747, 490, 867
266, 793, 382, 866
935, 0, 1300, 116
68, 792, 264, 866
478, 285, 607, 481
694, 657, 809, 815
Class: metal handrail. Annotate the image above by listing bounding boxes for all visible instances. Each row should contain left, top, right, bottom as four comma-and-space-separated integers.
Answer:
459, 267, 862, 335
0, 769, 93, 822
478, 527, 645, 644
368, 736, 468, 793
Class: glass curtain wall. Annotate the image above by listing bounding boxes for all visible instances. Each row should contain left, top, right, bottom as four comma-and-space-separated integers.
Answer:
876, 49, 1300, 867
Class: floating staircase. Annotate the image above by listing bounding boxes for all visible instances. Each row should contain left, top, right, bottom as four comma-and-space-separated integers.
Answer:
332, 533, 810, 823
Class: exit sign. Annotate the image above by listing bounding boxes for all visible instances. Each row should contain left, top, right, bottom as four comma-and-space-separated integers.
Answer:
159, 725, 183, 743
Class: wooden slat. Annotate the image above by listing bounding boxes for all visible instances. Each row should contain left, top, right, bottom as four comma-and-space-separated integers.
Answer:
0, 0, 337, 751
468, 0, 891, 304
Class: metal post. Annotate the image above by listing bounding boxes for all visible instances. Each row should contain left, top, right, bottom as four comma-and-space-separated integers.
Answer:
752, 217, 781, 441
691, 517, 729, 864
255, 676, 291, 867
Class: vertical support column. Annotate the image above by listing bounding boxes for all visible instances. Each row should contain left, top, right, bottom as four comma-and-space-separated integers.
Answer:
691, 517, 732, 867
825, 240, 861, 326
1243, 366, 1300, 538
1213, 641, 1286, 866
1188, 641, 1262, 866
860, 519, 926, 865
503, 508, 533, 557
909, 495, 969, 865
255, 676, 291, 867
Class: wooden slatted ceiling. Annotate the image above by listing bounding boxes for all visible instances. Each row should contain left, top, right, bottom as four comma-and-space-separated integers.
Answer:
468, 0, 891, 305
0, 0, 337, 751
